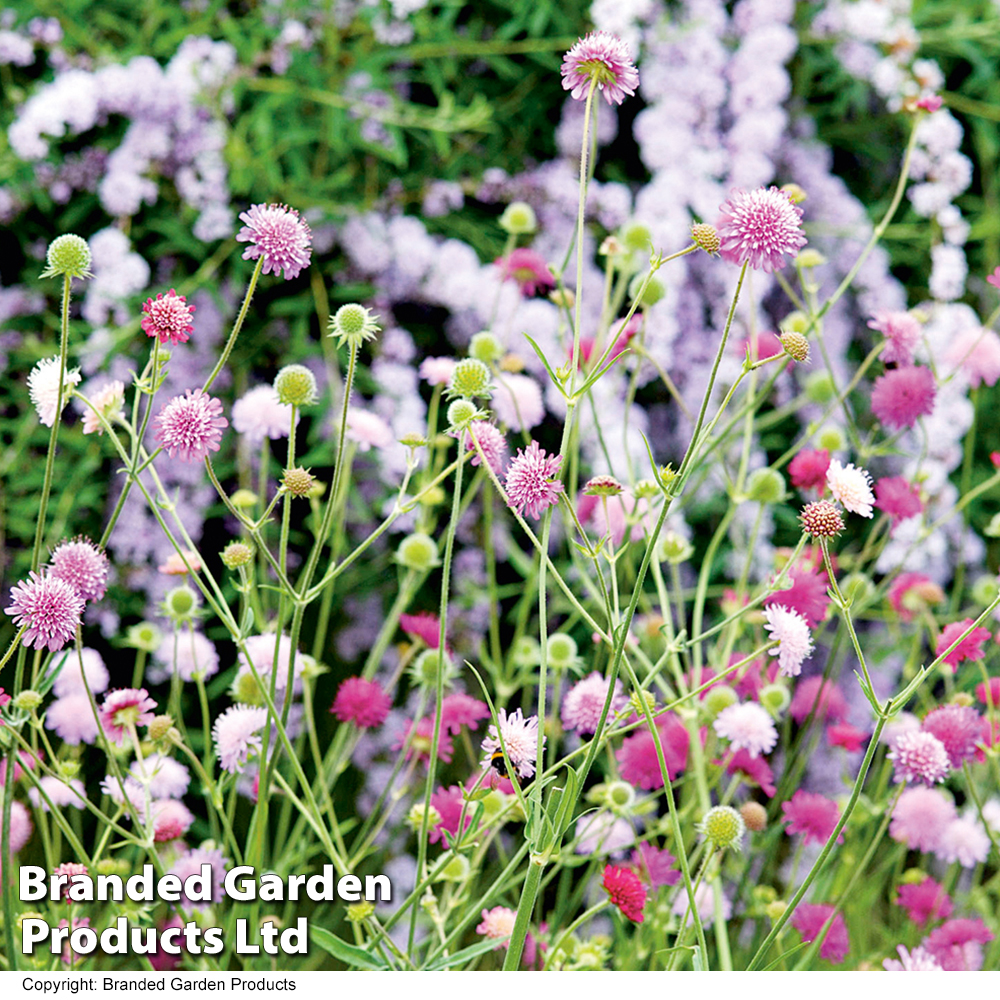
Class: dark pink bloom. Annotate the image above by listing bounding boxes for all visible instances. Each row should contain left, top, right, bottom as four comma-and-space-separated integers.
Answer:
764, 565, 829, 628
788, 449, 830, 491
399, 611, 442, 649
151, 799, 194, 842
49, 537, 110, 602
602, 864, 647, 922
916, 94, 943, 112
496, 248, 555, 297
935, 618, 991, 668
789, 676, 847, 725
987, 266, 1000, 290
868, 310, 922, 366
236, 203, 312, 280
735, 330, 784, 362
5, 571, 85, 652
782, 790, 842, 845
976, 676, 1000, 707
922, 704, 983, 768
870, 366, 936, 429
429, 785, 472, 845
141, 290, 195, 346
630, 843, 680, 888
615, 713, 689, 790
827, 722, 868, 752
440, 693, 490, 735
895, 878, 953, 926
505, 441, 564, 520
394, 716, 453, 764
330, 677, 391, 728
887, 572, 940, 622
874, 476, 923, 525
725, 747, 776, 797
153, 388, 228, 463
790, 904, 849, 963
716, 186, 807, 273
561, 31, 639, 106
922, 918, 993, 971
99, 688, 157, 745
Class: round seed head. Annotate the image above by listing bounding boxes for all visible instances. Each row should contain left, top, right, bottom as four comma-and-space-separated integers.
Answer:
221, 541, 254, 569
469, 331, 504, 364
42, 234, 93, 279
448, 358, 492, 399
780, 331, 810, 363
740, 801, 768, 832
498, 202, 537, 235
396, 532, 440, 571
282, 466, 315, 497
328, 303, 380, 348
699, 805, 746, 851
691, 222, 720, 255
274, 364, 318, 407
799, 499, 845, 539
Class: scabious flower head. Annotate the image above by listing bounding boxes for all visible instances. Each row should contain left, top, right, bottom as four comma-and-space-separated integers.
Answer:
153, 388, 227, 463
782, 790, 841, 845
788, 448, 830, 491
232, 385, 295, 446
560, 31, 639, 107
41, 234, 93, 279
713, 702, 778, 758
826, 459, 875, 517
870, 366, 936, 429
6, 801, 33, 854
690, 222, 720, 255
493, 373, 545, 432
151, 799, 194, 843
273, 364, 318, 407
132, 754, 190, 799
498, 202, 537, 236
946, 327, 1000, 388
45, 694, 100, 745
895, 878, 953, 926
935, 815, 990, 868
716, 186, 807, 273
99, 688, 157, 745
81, 379, 125, 435
330, 677, 391, 729
890, 786, 957, 852
889, 573, 943, 622
561, 672, 625, 735
789, 677, 847, 724
419, 356, 458, 386
699, 805, 745, 851
329, 302, 381, 348
602, 864, 647, 922
141, 290, 195, 346
790, 904, 849, 963
5, 572, 85, 652
28, 356, 82, 428
476, 906, 516, 947
935, 619, 991, 669
440, 693, 490, 735
630, 843, 680, 887
883, 945, 942, 971
976, 677, 1000, 708
466, 422, 507, 476
399, 611, 442, 649
921, 704, 982, 768
344, 407, 393, 451
615, 713, 690, 789
868, 310, 923, 366
48, 537, 109, 603
740, 801, 768, 832
888, 731, 951, 784
496, 247, 555, 297
799, 500, 844, 540
874, 476, 923, 526
762, 604, 813, 677
505, 441, 563, 520
922, 918, 993, 971
212, 704, 269, 773
236, 203, 312, 280
447, 358, 492, 400
480, 707, 543, 779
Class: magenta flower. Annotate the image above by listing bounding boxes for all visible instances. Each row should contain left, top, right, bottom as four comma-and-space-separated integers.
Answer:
789, 676, 847, 724
560, 31, 639, 107
922, 918, 993, 971
874, 476, 923, 526
236, 203, 312, 280
505, 441, 564, 520
790, 904, 850, 963
429, 785, 472, 845
49, 537, 110, 602
922, 704, 983, 767
987, 266, 1000, 290
151, 799, 194, 843
870, 365, 936, 429
868, 310, 922, 366
935, 618, 991, 668
212, 704, 269, 773
399, 611, 443, 650
153, 388, 228, 463
888, 730, 950, 784
888, 572, 941, 622
440, 693, 490, 735
788, 448, 830, 491
716, 186, 807, 273
895, 878, 953, 926
480, 707, 543, 780
782, 790, 842, 845
330, 677, 391, 729
764, 566, 829, 628
4, 571, 85, 652
602, 864, 647, 923
141, 290, 195, 346
615, 713, 690, 789
630, 843, 680, 888
466, 422, 507, 476
496, 247, 555, 297
99, 688, 157, 745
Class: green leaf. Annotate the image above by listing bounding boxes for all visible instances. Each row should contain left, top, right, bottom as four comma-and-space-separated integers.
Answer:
522, 334, 566, 397
425, 934, 510, 970
308, 926, 388, 970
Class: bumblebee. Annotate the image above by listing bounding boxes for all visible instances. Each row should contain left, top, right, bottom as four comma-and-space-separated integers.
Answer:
489, 750, 508, 778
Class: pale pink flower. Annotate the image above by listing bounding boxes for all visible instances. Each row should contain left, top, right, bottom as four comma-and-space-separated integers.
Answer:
826, 459, 875, 517
883, 945, 943, 971
888, 731, 951, 784
27, 356, 81, 427
561, 671, 625, 735
45, 694, 100, 745
934, 814, 990, 868
130, 754, 190, 799
945, 327, 1000, 388
505, 441, 563, 520
492, 373, 545, 432
99, 688, 157, 745
81, 379, 125, 435
141, 290, 195, 346
345, 407, 393, 451
868, 310, 923, 366
49, 536, 109, 602
151, 799, 194, 842
480, 707, 543, 779
761, 604, 813, 677
419, 357, 458, 386
466, 422, 507, 476
212, 704, 269, 773
561, 31, 639, 106
476, 906, 516, 947
716, 186, 807, 273
4, 571, 85, 652
153, 388, 228, 463
713, 702, 777, 758
890, 786, 956, 852
232, 385, 295, 446
236, 203, 312, 280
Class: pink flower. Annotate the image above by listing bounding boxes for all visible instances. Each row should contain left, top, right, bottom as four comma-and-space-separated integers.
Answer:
976, 676, 1000, 707
132, 754, 190, 799
764, 566, 829, 628
615, 713, 689, 789
883, 945, 943, 971
934, 814, 990, 867
560, 31, 639, 106
399, 612, 442, 650
790, 904, 849, 963
466, 422, 507, 476
716, 186, 807, 273
476, 906, 516, 947
788, 449, 830, 491
870, 366, 936, 429
99, 688, 157, 745
922, 918, 993, 971
81, 379, 125, 435
53, 862, 89, 901
561, 671, 625, 735
868, 310, 922, 366
827, 722, 867, 752
330, 677, 391, 728
236, 203, 312, 280
419, 357, 457, 386
874, 476, 923, 526
45, 694, 100, 745
761, 604, 813, 677
922, 704, 983, 768
49, 536, 110, 602
6, 800, 32, 854
141, 290, 195, 346
789, 676, 847, 724
151, 799, 194, 842
726, 748, 776, 797
713, 702, 777, 758
168, 847, 228, 908
935, 618, 991, 668
153, 388, 227, 463
345, 408, 393, 451
232, 386, 295, 447
480, 707, 543, 779
890, 787, 956, 852
496, 248, 555, 297
602, 864, 647, 922
916, 94, 943, 112
888, 731, 950, 784
987, 266, 1000, 290
895, 878, 953, 926
396, 717, 454, 764
735, 330, 784, 363
826, 459, 875, 518
429, 785, 472, 846
888, 572, 942, 622
505, 441, 564, 520
946, 327, 1000, 388
782, 791, 842, 845
630, 843, 680, 888
212, 704, 268, 773
4, 572, 85, 652
493, 373, 545, 432
440, 693, 490, 735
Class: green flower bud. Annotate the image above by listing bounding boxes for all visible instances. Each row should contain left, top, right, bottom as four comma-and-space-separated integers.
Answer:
704, 685, 738, 718
406, 802, 442, 832
274, 364, 318, 407
125, 622, 163, 653
41, 234, 93, 280
795, 248, 827, 269
396, 532, 440, 571
435, 854, 471, 882
760, 683, 790, 716
469, 330, 504, 364
605, 780, 635, 812
840, 572, 875, 608
328, 303, 380, 348
346, 901, 375, 923
230, 488, 258, 509
971, 574, 998, 607
804, 371, 835, 404
13, 690, 43, 712
511, 636, 541, 668
660, 530, 694, 563
698, 805, 745, 851
408, 648, 456, 690
546, 632, 579, 671
447, 358, 492, 400
221, 540, 254, 569
499, 202, 537, 235
745, 468, 786, 504
817, 425, 847, 453
628, 271, 665, 308
163, 585, 199, 624
621, 221, 653, 254
446, 398, 479, 430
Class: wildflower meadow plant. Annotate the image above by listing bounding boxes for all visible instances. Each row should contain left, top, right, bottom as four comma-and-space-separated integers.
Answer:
1, 2, 999, 978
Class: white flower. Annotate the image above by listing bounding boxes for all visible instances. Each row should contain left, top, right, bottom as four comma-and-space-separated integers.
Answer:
27, 356, 82, 427
762, 604, 813, 677
713, 702, 778, 758
826, 459, 875, 518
